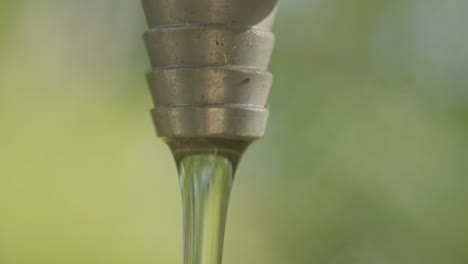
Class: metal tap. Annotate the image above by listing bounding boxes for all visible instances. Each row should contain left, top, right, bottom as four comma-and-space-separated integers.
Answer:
142, 0, 278, 164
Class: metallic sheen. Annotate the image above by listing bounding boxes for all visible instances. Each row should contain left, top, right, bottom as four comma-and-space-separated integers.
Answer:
142, 0, 278, 157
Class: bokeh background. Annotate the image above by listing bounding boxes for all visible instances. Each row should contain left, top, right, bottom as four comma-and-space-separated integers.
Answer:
1, 0, 468, 263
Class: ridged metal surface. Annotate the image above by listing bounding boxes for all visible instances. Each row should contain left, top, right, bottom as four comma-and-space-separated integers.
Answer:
142, 0, 277, 30
144, 26, 275, 68
147, 67, 273, 106
142, 0, 278, 142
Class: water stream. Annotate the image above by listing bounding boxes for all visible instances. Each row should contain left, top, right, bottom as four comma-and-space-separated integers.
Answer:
177, 154, 235, 264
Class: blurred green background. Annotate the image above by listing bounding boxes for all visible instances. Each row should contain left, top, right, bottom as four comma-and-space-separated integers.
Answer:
1, 0, 468, 263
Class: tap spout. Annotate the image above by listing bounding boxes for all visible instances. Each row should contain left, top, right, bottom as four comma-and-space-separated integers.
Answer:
142, 0, 278, 162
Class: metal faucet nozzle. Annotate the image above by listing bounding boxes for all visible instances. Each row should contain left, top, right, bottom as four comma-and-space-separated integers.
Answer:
142, 0, 278, 162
